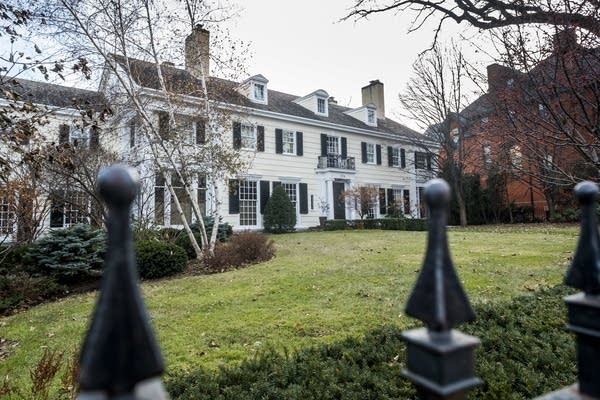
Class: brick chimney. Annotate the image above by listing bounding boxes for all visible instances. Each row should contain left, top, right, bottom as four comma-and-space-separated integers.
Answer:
361, 80, 385, 119
185, 24, 210, 79
486, 63, 515, 92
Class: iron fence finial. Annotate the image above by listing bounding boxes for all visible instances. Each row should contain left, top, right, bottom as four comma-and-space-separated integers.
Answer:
405, 178, 475, 331
401, 178, 480, 400
78, 165, 166, 398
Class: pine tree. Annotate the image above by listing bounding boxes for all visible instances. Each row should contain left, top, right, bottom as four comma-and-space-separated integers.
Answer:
263, 186, 296, 233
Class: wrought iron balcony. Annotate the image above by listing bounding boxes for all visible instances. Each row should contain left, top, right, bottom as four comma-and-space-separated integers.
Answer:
317, 155, 355, 170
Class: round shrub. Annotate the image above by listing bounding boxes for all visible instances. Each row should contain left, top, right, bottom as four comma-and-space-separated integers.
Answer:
175, 232, 204, 259
263, 185, 296, 233
135, 240, 187, 279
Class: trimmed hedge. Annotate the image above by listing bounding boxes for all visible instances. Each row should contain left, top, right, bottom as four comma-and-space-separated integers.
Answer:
323, 218, 427, 232
135, 240, 187, 279
166, 286, 576, 399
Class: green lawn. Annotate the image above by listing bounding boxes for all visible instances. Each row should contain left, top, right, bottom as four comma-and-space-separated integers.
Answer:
0, 225, 578, 388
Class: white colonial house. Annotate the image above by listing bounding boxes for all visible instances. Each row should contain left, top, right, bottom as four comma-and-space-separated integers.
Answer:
1, 26, 437, 241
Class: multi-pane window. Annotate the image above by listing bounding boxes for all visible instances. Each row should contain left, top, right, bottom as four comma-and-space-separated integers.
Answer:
510, 145, 522, 168
254, 83, 265, 101
50, 190, 89, 228
154, 172, 202, 226
239, 180, 257, 226
327, 135, 339, 155
415, 152, 428, 169
367, 109, 375, 124
282, 130, 295, 154
197, 174, 207, 217
69, 127, 89, 147
391, 147, 400, 166
241, 124, 256, 150
483, 145, 491, 165
0, 190, 14, 234
366, 143, 375, 164
317, 98, 326, 114
403, 190, 411, 215
282, 183, 297, 211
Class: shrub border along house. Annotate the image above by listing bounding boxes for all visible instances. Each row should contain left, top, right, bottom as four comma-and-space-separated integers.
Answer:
323, 218, 427, 231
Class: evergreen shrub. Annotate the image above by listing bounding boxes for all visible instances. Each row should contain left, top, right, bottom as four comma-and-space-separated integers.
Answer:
167, 286, 575, 400
27, 224, 106, 281
135, 240, 187, 279
175, 232, 204, 259
263, 186, 296, 233
191, 216, 233, 242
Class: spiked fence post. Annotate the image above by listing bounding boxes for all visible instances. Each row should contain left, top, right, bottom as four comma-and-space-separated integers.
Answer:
401, 179, 480, 400
77, 165, 167, 399
563, 181, 600, 398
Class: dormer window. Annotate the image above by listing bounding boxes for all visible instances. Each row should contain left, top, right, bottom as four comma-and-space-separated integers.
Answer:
317, 98, 326, 114
253, 83, 265, 101
367, 109, 375, 125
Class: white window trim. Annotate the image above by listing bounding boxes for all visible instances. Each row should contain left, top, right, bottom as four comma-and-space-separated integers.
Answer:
241, 123, 257, 151
367, 109, 376, 126
326, 134, 340, 155
251, 82, 268, 104
316, 97, 328, 116
239, 179, 260, 228
391, 147, 400, 167
366, 142, 376, 164
282, 130, 296, 155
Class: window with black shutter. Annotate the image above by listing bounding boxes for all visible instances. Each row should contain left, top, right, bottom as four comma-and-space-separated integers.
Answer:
299, 183, 308, 214
260, 180, 270, 214
58, 124, 70, 145
361, 142, 367, 163
320, 134, 328, 156
400, 148, 406, 168
257, 125, 265, 152
341, 137, 347, 158
275, 129, 283, 154
232, 122, 242, 149
89, 126, 100, 150
157, 111, 170, 140
379, 188, 386, 215
129, 121, 136, 148
296, 132, 303, 156
228, 179, 239, 214
387, 188, 394, 214
195, 119, 206, 145
388, 146, 393, 166
376, 145, 382, 165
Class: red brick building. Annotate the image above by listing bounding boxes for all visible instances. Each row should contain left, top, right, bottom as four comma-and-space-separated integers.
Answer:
453, 30, 599, 221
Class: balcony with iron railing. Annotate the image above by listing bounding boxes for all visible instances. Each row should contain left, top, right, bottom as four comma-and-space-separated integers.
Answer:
317, 155, 356, 171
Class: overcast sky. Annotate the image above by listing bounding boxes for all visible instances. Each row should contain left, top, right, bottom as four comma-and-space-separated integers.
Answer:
227, 0, 490, 130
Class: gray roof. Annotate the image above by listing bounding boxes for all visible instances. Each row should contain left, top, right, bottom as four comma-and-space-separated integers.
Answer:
112, 55, 426, 141
2, 78, 109, 113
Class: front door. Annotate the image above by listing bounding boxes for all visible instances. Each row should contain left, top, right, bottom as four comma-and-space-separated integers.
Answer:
333, 182, 346, 220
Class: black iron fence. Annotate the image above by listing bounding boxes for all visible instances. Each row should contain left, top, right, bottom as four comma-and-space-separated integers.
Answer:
78, 165, 599, 399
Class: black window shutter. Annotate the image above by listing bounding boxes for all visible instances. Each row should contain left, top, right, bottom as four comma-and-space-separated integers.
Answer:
196, 120, 206, 144
400, 148, 406, 168
320, 134, 328, 156
158, 111, 170, 139
232, 122, 241, 149
386, 188, 394, 209
341, 137, 347, 158
90, 126, 100, 150
228, 179, 239, 214
59, 124, 69, 144
361, 142, 367, 163
387, 146, 393, 166
275, 129, 283, 154
260, 180, 270, 214
299, 183, 308, 214
129, 121, 136, 148
257, 125, 265, 152
379, 188, 386, 215
296, 132, 303, 156
427, 154, 432, 170
376, 145, 382, 165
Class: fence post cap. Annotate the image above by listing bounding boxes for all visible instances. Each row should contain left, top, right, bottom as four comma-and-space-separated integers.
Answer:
424, 178, 451, 208
97, 164, 139, 206
574, 181, 598, 205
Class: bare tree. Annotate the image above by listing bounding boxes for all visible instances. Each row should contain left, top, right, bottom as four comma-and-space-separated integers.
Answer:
344, 0, 600, 41
341, 185, 380, 222
30, 0, 250, 257
399, 43, 483, 226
